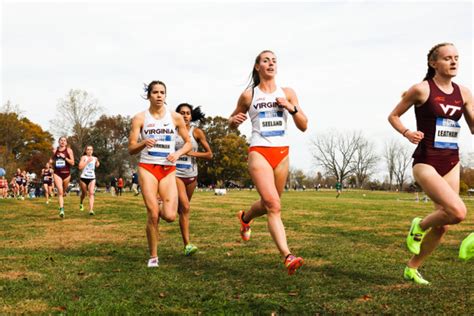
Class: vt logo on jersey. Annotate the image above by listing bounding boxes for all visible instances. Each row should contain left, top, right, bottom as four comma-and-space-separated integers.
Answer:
439, 103, 461, 116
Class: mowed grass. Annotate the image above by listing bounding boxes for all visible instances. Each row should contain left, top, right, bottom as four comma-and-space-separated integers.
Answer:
0, 190, 473, 314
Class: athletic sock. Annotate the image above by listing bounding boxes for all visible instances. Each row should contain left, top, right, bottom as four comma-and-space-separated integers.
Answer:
242, 211, 250, 224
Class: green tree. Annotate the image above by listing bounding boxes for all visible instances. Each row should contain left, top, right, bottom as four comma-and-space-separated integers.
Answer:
197, 116, 250, 186
84, 114, 133, 185
0, 102, 54, 176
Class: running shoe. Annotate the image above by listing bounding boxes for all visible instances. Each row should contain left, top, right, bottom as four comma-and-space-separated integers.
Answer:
46, 199, 49, 205
147, 257, 159, 268
59, 208, 64, 218
459, 233, 474, 260
89, 210, 95, 216
284, 254, 304, 275
403, 266, 430, 285
237, 210, 252, 241
79, 204, 84, 211
184, 244, 198, 256
407, 217, 426, 255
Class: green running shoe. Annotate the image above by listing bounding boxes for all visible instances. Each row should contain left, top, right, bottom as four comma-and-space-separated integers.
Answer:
59, 208, 65, 218
184, 244, 198, 256
407, 217, 425, 255
79, 204, 84, 211
459, 233, 474, 260
89, 210, 95, 216
403, 266, 430, 285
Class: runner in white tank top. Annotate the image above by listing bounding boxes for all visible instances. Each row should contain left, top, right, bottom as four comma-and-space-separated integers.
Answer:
128, 80, 192, 268
174, 103, 213, 256
229, 50, 308, 275
175, 125, 199, 178
249, 85, 289, 147
79, 145, 100, 215
140, 109, 176, 166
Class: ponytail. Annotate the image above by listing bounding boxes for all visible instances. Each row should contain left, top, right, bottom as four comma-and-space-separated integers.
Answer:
175, 103, 206, 123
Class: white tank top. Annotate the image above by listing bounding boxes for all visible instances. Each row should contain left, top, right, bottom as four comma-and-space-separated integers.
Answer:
80, 157, 97, 179
139, 109, 176, 166
249, 86, 289, 147
175, 125, 199, 177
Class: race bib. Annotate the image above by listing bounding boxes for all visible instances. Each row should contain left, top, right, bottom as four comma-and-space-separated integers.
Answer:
148, 135, 172, 157
176, 155, 192, 170
84, 170, 94, 177
259, 111, 285, 137
43, 176, 50, 182
55, 158, 66, 168
434, 118, 460, 149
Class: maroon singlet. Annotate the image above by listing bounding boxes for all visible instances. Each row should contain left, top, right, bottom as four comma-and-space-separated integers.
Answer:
53, 148, 71, 179
412, 79, 464, 176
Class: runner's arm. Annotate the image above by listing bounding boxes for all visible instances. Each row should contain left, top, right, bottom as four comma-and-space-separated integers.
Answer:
388, 83, 426, 144
128, 113, 152, 155
188, 127, 213, 160
281, 87, 307, 132
460, 85, 474, 134
229, 90, 251, 128
66, 148, 75, 166
169, 113, 192, 163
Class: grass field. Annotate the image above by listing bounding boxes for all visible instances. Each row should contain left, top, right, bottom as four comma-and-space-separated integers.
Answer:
0, 190, 473, 314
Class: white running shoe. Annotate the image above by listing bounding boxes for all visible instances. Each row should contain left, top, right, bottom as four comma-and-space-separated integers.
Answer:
147, 257, 159, 268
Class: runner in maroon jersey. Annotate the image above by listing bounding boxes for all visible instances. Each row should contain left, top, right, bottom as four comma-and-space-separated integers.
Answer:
41, 162, 54, 204
14, 168, 24, 200
52, 136, 75, 218
388, 43, 473, 284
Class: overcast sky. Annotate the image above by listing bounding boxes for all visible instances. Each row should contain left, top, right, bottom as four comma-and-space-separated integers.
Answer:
2, 0, 472, 177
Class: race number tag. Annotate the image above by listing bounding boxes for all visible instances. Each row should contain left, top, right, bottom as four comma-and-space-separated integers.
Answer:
55, 158, 66, 168
84, 164, 95, 177
176, 155, 192, 170
434, 118, 460, 149
259, 111, 285, 137
43, 176, 50, 182
148, 135, 172, 157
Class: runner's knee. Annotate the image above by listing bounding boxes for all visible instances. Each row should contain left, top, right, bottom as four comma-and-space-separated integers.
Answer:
449, 204, 466, 224
147, 212, 159, 225
161, 212, 176, 222
178, 202, 190, 215
263, 197, 281, 214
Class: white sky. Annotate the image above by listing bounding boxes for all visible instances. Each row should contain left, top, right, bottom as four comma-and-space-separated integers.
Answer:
1, 0, 473, 177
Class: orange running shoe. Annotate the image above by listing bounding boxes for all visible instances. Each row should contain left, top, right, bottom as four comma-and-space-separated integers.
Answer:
285, 254, 304, 275
237, 210, 252, 241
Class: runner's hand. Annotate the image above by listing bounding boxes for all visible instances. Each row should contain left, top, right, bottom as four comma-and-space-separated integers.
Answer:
144, 138, 156, 148
167, 152, 179, 163
405, 130, 424, 144
231, 113, 247, 126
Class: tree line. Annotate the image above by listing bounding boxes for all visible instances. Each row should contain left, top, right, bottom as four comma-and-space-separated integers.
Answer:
1, 90, 250, 187
2, 89, 474, 191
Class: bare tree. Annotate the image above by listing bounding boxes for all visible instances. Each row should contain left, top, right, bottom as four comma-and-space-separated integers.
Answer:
50, 89, 103, 155
310, 130, 362, 183
393, 143, 413, 191
352, 137, 379, 188
383, 139, 397, 190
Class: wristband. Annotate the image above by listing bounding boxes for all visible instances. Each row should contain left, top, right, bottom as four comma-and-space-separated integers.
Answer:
289, 106, 298, 115
402, 129, 409, 137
